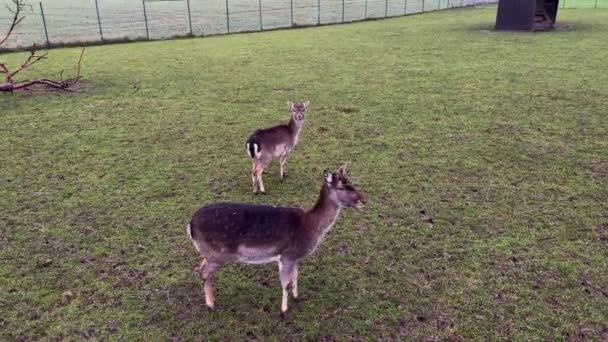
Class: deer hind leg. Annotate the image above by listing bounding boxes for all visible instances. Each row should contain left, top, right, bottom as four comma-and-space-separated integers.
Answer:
279, 154, 289, 181
278, 259, 296, 317
199, 259, 222, 309
255, 163, 266, 194
251, 160, 258, 194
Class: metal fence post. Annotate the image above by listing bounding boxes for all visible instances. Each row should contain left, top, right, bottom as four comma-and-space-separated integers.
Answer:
594, 0, 598, 8
317, 0, 321, 24
186, 0, 193, 35
422, 0, 425, 12
94, 0, 104, 42
404, 0, 407, 14
385, 0, 388, 17
460, 0, 463, 7
290, 0, 294, 26
342, 0, 345, 22
142, 0, 150, 40
258, 0, 263, 30
225, 0, 230, 33
364, 0, 368, 18
39, 2, 50, 47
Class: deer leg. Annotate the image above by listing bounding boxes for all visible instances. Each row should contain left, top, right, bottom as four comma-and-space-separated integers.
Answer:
290, 263, 299, 299
251, 161, 258, 194
279, 154, 288, 181
199, 259, 221, 310
255, 164, 266, 194
278, 259, 295, 317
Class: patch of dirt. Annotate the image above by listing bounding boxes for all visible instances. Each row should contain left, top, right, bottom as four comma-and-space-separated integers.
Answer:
589, 161, 606, 183
0, 235, 7, 250
271, 87, 295, 93
579, 277, 608, 298
436, 314, 455, 330
61, 290, 75, 305
592, 223, 608, 244
446, 331, 464, 342
418, 209, 434, 229
336, 105, 359, 113
487, 123, 521, 135
208, 177, 239, 199
566, 325, 604, 342
79, 327, 100, 340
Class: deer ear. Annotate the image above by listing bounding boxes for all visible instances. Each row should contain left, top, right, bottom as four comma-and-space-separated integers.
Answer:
287, 101, 294, 110
303, 100, 310, 109
323, 170, 333, 184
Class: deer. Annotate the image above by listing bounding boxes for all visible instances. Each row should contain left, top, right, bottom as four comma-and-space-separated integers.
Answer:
245, 101, 310, 194
186, 164, 365, 318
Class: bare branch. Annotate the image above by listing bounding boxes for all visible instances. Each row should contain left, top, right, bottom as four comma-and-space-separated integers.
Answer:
7, 49, 49, 81
0, 3, 86, 93
0, 0, 27, 47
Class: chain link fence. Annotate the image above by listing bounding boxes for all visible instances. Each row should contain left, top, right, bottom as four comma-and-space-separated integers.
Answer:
1, 0, 606, 49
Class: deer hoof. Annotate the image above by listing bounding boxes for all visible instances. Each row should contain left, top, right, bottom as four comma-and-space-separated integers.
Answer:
280, 310, 290, 321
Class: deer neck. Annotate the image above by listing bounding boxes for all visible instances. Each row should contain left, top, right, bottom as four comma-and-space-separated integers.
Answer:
288, 117, 303, 143
306, 186, 341, 239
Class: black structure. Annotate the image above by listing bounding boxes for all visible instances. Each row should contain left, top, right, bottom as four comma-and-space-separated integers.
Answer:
495, 0, 559, 31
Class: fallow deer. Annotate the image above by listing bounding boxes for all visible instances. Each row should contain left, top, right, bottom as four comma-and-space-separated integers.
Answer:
187, 164, 365, 317
246, 101, 309, 194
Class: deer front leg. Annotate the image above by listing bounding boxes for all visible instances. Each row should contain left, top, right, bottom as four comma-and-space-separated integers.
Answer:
278, 259, 296, 318
199, 259, 221, 310
291, 263, 299, 299
279, 154, 288, 181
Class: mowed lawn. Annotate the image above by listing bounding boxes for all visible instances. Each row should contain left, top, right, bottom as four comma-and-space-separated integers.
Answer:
1, 7, 607, 340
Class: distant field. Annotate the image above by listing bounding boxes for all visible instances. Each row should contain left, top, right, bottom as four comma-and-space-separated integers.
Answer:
1, 7, 607, 341
3, 0, 605, 49
4, 0, 492, 48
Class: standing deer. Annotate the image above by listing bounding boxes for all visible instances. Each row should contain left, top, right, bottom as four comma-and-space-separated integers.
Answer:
246, 101, 310, 194
187, 164, 365, 317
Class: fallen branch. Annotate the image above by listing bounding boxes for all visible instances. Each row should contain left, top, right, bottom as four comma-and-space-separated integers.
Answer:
0, 47, 84, 92
0, 0, 85, 93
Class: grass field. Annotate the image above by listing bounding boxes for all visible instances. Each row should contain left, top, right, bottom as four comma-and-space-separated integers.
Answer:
1, 7, 608, 340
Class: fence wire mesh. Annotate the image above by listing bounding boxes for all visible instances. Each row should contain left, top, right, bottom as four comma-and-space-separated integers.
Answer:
0, 0, 605, 49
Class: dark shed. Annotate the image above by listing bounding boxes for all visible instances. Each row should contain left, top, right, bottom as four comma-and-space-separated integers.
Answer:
495, 0, 559, 31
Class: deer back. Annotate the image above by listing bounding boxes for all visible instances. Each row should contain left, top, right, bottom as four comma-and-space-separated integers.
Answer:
189, 202, 315, 258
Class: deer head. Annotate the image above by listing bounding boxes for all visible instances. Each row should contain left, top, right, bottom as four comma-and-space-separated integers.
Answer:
288, 100, 309, 122
323, 164, 366, 209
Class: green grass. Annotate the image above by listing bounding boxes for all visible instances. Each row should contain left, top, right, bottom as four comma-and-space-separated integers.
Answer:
1, 7, 608, 340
